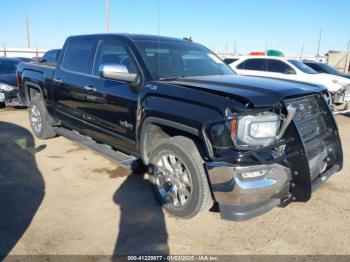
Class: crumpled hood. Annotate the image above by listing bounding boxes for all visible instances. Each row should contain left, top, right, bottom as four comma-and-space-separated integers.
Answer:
170, 75, 325, 107
305, 73, 350, 92
0, 73, 16, 86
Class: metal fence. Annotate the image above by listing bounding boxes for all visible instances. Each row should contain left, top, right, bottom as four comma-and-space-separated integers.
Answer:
0, 47, 47, 58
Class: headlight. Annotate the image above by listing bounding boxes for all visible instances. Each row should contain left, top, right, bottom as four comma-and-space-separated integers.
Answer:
0, 83, 14, 92
232, 112, 280, 149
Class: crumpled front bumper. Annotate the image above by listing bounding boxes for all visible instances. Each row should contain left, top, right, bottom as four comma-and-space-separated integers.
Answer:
206, 162, 291, 221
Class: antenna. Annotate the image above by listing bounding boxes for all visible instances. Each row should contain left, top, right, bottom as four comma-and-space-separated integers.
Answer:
316, 28, 322, 57
26, 14, 31, 48
106, 0, 110, 32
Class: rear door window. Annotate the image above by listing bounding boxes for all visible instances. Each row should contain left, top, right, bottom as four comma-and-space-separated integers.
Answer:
267, 59, 294, 73
62, 39, 96, 74
237, 59, 267, 71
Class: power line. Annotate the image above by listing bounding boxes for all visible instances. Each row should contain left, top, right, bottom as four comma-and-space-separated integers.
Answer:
106, 0, 110, 32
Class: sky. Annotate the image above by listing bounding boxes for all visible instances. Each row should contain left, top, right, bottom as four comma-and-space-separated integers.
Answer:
0, 0, 349, 56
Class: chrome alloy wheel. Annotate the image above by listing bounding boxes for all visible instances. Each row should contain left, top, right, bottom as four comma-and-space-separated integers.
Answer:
30, 105, 42, 134
153, 153, 193, 207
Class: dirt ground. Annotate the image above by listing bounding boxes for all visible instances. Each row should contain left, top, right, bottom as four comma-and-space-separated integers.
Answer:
0, 108, 349, 256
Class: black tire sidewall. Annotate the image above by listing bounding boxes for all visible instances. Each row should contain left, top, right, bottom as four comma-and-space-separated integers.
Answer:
29, 97, 49, 139
149, 139, 205, 218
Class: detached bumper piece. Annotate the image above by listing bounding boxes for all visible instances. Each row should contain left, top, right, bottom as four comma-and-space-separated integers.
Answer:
207, 162, 291, 221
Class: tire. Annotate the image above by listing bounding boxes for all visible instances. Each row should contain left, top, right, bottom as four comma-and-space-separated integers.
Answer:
29, 96, 56, 139
149, 136, 213, 218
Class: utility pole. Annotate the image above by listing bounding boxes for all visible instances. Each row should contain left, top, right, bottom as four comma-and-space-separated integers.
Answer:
26, 14, 31, 48
316, 28, 322, 57
157, 0, 160, 34
2, 42, 6, 57
299, 42, 305, 60
106, 0, 110, 33
233, 40, 237, 56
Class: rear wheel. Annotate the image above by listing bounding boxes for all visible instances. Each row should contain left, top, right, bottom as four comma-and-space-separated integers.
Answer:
149, 136, 213, 218
29, 96, 56, 139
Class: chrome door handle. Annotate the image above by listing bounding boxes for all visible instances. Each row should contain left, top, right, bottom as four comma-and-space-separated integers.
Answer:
84, 85, 96, 92
53, 78, 62, 84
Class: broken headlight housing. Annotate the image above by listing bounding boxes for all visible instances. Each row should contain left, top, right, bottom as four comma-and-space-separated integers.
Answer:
231, 112, 280, 149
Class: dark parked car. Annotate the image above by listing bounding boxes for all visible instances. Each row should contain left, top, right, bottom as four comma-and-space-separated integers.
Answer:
0, 57, 31, 107
303, 60, 350, 79
17, 34, 343, 221
223, 57, 239, 65
40, 49, 60, 65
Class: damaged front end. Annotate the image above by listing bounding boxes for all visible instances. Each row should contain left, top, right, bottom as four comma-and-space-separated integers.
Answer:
203, 93, 343, 221
0, 83, 24, 107
331, 85, 350, 114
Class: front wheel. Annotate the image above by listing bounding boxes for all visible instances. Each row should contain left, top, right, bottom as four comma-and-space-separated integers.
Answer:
149, 136, 213, 219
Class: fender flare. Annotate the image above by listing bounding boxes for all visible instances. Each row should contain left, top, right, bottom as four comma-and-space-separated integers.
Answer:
24, 81, 43, 103
139, 117, 201, 164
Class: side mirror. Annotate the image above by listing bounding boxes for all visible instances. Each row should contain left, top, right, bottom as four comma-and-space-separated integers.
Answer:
39, 58, 47, 63
283, 68, 295, 75
99, 64, 138, 83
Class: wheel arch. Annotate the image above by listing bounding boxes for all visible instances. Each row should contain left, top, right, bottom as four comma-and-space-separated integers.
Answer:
24, 81, 43, 104
139, 117, 208, 165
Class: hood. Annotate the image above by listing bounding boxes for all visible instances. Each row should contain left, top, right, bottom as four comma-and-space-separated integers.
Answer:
306, 73, 350, 92
0, 73, 16, 86
170, 75, 325, 107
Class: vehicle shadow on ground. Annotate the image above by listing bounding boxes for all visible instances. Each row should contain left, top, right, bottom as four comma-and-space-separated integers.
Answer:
113, 167, 169, 255
0, 121, 45, 259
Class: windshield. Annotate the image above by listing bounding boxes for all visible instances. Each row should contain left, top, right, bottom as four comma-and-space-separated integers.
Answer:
288, 60, 318, 74
318, 63, 340, 75
134, 40, 234, 80
0, 60, 18, 74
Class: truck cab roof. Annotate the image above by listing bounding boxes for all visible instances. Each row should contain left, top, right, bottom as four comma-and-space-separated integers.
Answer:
67, 33, 190, 43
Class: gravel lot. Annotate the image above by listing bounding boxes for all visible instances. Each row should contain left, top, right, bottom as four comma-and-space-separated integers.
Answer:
0, 108, 349, 256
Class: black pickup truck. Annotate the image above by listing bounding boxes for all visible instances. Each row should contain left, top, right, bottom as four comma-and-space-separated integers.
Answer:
17, 34, 343, 221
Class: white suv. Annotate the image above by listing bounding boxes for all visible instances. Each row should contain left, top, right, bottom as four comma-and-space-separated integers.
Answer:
229, 56, 350, 108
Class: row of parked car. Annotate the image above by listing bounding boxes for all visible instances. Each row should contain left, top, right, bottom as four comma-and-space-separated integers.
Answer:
223, 54, 350, 111
0, 49, 60, 107
1, 47, 349, 113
